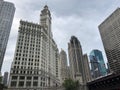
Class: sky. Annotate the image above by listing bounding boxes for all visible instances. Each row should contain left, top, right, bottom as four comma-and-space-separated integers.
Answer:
1, 0, 120, 74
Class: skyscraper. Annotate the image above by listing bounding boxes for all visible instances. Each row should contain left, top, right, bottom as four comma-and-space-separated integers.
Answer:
99, 8, 120, 73
55, 48, 61, 84
8, 5, 60, 89
0, 0, 15, 71
89, 50, 107, 79
83, 54, 92, 82
68, 36, 84, 83
3, 72, 8, 86
68, 36, 92, 90
60, 49, 68, 83
66, 66, 71, 79
89, 55, 101, 79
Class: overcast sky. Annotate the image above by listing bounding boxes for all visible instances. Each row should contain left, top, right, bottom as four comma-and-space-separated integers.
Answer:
1, 0, 120, 74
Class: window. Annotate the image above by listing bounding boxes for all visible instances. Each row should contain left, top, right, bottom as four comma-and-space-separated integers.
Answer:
11, 81, 17, 87
24, 71, 26, 74
18, 81, 24, 87
33, 82, 38, 86
27, 76, 32, 80
13, 70, 15, 73
15, 61, 17, 64
12, 76, 18, 80
34, 76, 38, 80
26, 81, 31, 86
20, 76, 25, 80
40, 82, 42, 86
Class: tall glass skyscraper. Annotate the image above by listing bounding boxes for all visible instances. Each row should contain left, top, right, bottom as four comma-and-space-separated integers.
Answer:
89, 50, 107, 79
0, 0, 15, 71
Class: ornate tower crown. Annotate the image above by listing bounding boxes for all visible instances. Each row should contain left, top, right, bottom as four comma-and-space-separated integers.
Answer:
40, 5, 51, 18
40, 5, 52, 37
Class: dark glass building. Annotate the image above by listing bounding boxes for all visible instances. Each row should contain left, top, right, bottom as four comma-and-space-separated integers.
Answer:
89, 55, 101, 79
89, 50, 107, 79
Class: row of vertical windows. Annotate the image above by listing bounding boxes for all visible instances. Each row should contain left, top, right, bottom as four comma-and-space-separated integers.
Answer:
12, 76, 39, 80
11, 75, 46, 87
13, 65, 39, 69
11, 81, 45, 87
12, 70, 40, 74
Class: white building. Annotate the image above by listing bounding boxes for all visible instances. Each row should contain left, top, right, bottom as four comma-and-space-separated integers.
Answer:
8, 5, 60, 90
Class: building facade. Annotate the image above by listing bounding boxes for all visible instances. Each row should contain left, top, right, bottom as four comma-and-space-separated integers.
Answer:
68, 36, 84, 83
107, 62, 110, 74
83, 54, 92, 82
3, 72, 8, 86
99, 8, 120, 73
89, 55, 101, 79
68, 36, 92, 90
8, 5, 60, 90
59, 49, 68, 83
66, 66, 71, 79
0, 0, 15, 71
68, 36, 92, 82
89, 50, 107, 79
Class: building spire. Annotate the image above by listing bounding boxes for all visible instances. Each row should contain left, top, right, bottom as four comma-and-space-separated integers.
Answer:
40, 5, 52, 37
44, 5, 48, 9
40, 5, 51, 18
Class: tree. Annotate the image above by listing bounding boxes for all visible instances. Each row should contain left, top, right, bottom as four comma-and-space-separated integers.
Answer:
62, 79, 79, 90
